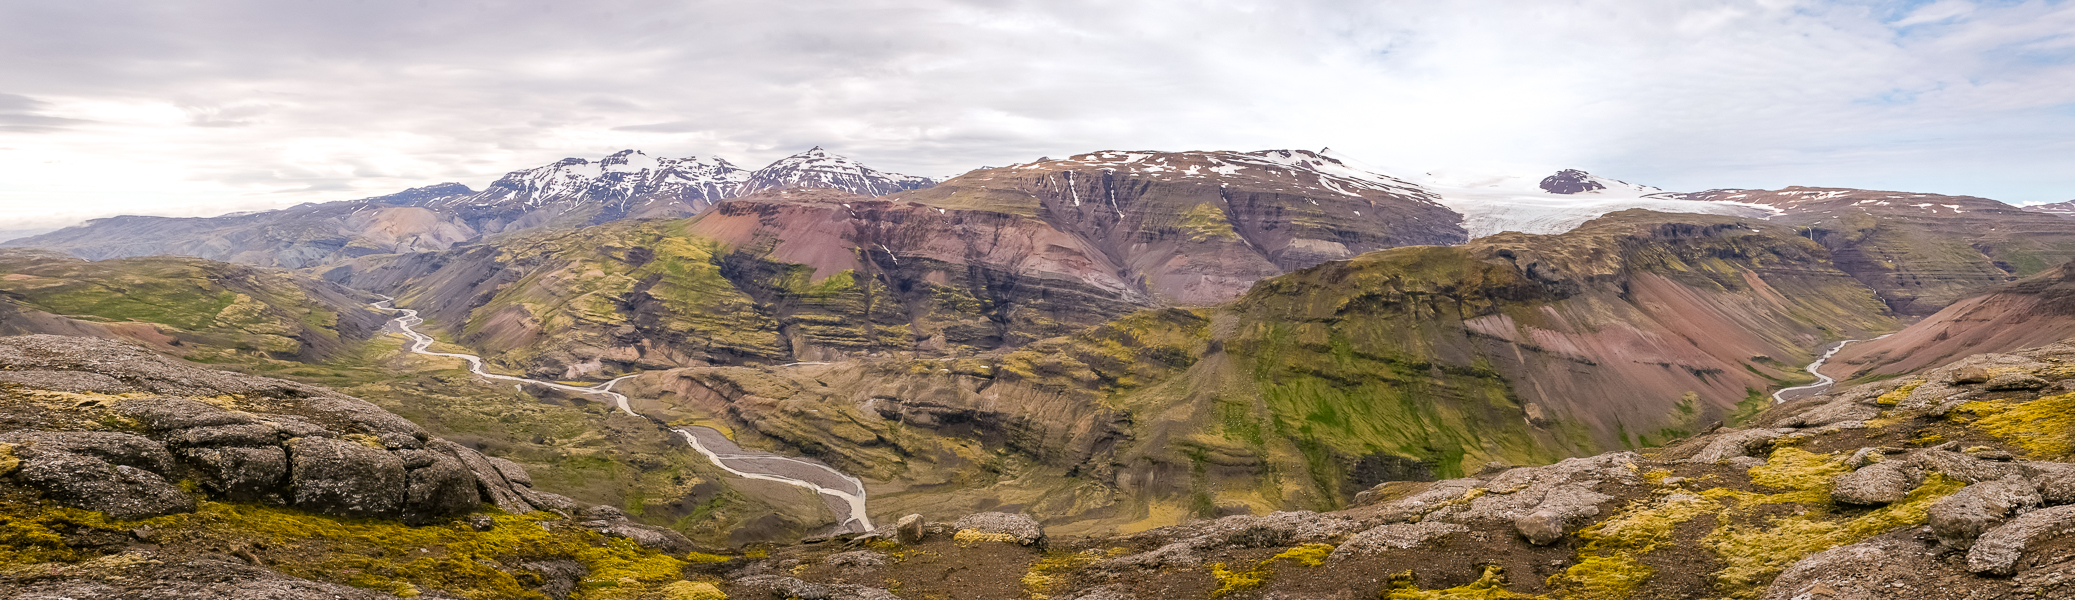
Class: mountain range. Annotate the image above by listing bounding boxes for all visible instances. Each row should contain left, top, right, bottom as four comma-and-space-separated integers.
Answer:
6, 147, 937, 268
7, 144, 2075, 598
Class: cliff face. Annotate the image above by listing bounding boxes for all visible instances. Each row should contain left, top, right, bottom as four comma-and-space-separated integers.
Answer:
888, 149, 1468, 305
1832, 260, 2075, 379
0, 334, 705, 599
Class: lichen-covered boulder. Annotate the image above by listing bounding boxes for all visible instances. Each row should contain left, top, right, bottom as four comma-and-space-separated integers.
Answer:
287, 436, 405, 518
118, 397, 259, 430
0, 430, 174, 475
1687, 429, 1793, 463
1968, 504, 2075, 576
12, 447, 195, 519
952, 512, 1046, 546
1832, 461, 1921, 506
402, 451, 481, 525
1929, 477, 2043, 550
179, 446, 289, 502
1330, 521, 1466, 559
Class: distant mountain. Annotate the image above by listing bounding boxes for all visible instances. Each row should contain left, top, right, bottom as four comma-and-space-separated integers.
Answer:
7, 148, 933, 267
3, 183, 479, 268
1682, 187, 2075, 315
889, 149, 1466, 304
422, 150, 752, 233
320, 149, 1471, 376
737, 146, 935, 197
2024, 199, 2075, 219
0, 248, 387, 361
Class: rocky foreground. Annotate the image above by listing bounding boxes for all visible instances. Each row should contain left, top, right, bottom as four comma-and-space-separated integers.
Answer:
8, 332, 2075, 599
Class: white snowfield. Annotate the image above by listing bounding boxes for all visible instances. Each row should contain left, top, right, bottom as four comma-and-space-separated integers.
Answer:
1317, 151, 1781, 240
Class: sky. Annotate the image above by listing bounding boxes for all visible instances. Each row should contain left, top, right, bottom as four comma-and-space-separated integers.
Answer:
1, 0, 2073, 231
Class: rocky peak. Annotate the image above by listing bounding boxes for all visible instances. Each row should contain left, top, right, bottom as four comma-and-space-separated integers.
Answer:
2024, 199, 2075, 219
361, 182, 474, 207
436, 150, 751, 212
1539, 169, 1607, 194
738, 147, 935, 197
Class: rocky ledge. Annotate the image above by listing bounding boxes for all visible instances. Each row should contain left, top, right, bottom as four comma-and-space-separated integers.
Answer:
0, 334, 693, 599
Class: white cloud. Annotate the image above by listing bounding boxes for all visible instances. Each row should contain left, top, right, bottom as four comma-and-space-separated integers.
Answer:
0, 0, 2072, 229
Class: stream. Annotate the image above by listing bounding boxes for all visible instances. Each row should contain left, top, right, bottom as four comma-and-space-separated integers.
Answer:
1771, 334, 1893, 404
373, 299, 873, 533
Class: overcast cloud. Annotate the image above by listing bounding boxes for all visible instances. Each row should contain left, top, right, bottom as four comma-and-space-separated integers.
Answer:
1, 0, 2072, 229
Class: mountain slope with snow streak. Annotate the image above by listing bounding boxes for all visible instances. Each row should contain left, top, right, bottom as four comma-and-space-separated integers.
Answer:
737, 146, 935, 197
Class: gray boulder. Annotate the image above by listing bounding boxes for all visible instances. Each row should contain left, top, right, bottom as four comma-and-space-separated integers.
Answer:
117, 397, 258, 430
952, 512, 1046, 546
13, 447, 195, 519
1985, 372, 2050, 391
287, 436, 405, 518
1514, 484, 1614, 545
1968, 504, 2075, 576
488, 456, 532, 487
1370, 478, 1484, 523
1688, 428, 1792, 463
165, 423, 281, 448
2020, 462, 2075, 505
1908, 449, 2025, 484
1781, 398, 1881, 428
179, 446, 289, 502
0, 430, 174, 475
1832, 461, 1921, 506
402, 451, 481, 525
595, 521, 695, 553
896, 513, 925, 544
1330, 521, 1466, 559
1929, 477, 2043, 550
1764, 533, 1974, 600
428, 439, 534, 515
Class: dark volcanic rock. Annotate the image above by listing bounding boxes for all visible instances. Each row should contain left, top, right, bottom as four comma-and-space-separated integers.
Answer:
287, 436, 406, 518
0, 430, 174, 474
1539, 169, 1607, 194
179, 446, 289, 502
403, 451, 481, 525
13, 447, 195, 519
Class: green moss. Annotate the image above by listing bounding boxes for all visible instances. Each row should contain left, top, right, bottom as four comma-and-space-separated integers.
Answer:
1547, 490, 1717, 599
1874, 381, 1921, 406
1268, 543, 1334, 567
1177, 203, 1240, 242
1702, 473, 1964, 598
1962, 393, 2075, 459
1384, 565, 1538, 599
1209, 561, 1268, 597
1205, 543, 1336, 597
1022, 549, 1105, 598
124, 502, 690, 599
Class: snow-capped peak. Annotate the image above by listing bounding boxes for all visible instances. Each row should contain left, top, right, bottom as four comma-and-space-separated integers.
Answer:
738, 147, 935, 197
434, 150, 750, 212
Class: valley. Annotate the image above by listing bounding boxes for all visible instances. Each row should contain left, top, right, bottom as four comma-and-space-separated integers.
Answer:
6, 145, 2075, 600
